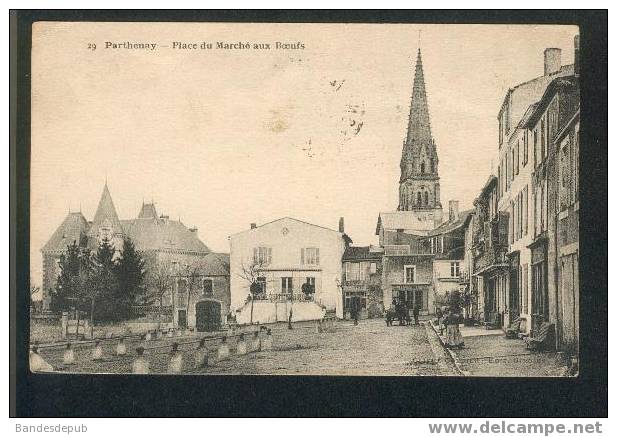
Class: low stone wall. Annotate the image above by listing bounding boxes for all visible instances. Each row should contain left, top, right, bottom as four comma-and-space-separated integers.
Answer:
236, 300, 326, 324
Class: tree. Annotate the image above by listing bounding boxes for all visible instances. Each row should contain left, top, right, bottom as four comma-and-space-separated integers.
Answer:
88, 237, 119, 323
237, 259, 265, 325
147, 259, 175, 327
178, 260, 204, 329
115, 237, 147, 319
50, 241, 89, 314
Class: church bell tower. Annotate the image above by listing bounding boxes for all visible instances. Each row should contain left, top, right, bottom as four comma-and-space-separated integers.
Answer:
398, 48, 443, 226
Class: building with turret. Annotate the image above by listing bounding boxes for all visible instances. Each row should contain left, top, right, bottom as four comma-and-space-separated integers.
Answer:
40, 183, 230, 331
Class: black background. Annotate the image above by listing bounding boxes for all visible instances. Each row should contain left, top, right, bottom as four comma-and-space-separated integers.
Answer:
10, 9, 608, 418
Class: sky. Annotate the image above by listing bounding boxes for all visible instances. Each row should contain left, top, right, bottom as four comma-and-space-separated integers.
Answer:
30, 22, 579, 286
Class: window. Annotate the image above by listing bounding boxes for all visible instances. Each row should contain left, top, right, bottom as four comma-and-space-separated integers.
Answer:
424, 191, 429, 206
177, 279, 188, 307
301, 247, 320, 265
514, 140, 521, 174
420, 162, 425, 174
511, 147, 516, 181
574, 123, 579, 202
370, 262, 377, 274
430, 158, 434, 173
256, 276, 266, 294
540, 117, 546, 162
202, 279, 213, 295
499, 115, 504, 146
404, 265, 416, 283
523, 130, 529, 167
345, 262, 360, 281
417, 192, 422, 205
522, 263, 529, 314
560, 138, 571, 210
533, 129, 538, 168
281, 277, 293, 294
253, 247, 272, 265
450, 262, 460, 277
523, 186, 529, 236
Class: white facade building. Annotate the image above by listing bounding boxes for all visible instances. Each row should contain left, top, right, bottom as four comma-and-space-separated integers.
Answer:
229, 217, 349, 323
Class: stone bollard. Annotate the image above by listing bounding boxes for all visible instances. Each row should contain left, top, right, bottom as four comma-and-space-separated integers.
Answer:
145, 331, 152, 342
176, 329, 184, 337
217, 336, 230, 361
132, 346, 150, 374
193, 338, 209, 370
251, 331, 261, 353
30, 344, 54, 372
92, 340, 103, 361
262, 329, 273, 351
106, 331, 114, 339
236, 333, 248, 355
63, 342, 75, 366
116, 337, 127, 356
167, 342, 183, 374
167, 329, 174, 338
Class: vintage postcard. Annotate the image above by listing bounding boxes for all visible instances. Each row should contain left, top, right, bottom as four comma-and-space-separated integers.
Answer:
29, 22, 580, 377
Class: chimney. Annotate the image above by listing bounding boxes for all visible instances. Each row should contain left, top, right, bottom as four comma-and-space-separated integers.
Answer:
189, 227, 198, 236
250, 223, 257, 229
338, 217, 345, 233
448, 200, 459, 222
574, 34, 580, 76
544, 48, 562, 76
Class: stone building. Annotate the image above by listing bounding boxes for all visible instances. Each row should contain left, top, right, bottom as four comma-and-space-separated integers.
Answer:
341, 245, 384, 319
41, 183, 230, 331
522, 73, 579, 350
491, 37, 578, 333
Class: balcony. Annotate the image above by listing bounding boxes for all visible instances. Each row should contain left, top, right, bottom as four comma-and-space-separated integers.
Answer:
384, 241, 432, 256
252, 293, 315, 302
473, 246, 509, 275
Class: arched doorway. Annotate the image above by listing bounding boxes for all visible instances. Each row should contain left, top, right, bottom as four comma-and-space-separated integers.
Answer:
195, 300, 221, 332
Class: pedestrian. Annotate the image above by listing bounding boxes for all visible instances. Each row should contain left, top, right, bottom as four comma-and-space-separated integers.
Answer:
63, 342, 75, 366
132, 346, 150, 374
92, 339, 104, 361
116, 337, 127, 356
236, 333, 248, 355
435, 307, 443, 329
445, 310, 464, 349
193, 338, 209, 369
413, 304, 420, 325
30, 344, 53, 372
252, 331, 261, 353
167, 342, 183, 374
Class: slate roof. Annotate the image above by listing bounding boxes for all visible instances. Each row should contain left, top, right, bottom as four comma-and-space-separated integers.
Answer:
41, 212, 90, 253
87, 183, 123, 239
343, 245, 384, 261
122, 217, 210, 254
375, 211, 436, 235
427, 209, 474, 237
201, 253, 230, 276
43, 185, 211, 255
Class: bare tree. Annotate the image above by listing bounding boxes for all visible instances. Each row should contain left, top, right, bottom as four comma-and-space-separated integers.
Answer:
178, 260, 205, 329
147, 260, 175, 328
236, 259, 265, 325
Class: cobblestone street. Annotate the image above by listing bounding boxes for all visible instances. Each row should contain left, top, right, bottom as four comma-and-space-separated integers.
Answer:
35, 318, 459, 376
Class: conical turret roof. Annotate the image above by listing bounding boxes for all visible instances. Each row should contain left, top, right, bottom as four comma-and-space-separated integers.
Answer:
89, 183, 123, 236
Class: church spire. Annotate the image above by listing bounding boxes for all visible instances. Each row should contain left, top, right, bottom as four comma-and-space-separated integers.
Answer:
398, 46, 442, 219
405, 48, 432, 146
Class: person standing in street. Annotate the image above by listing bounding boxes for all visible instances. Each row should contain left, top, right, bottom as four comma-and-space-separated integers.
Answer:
413, 304, 420, 325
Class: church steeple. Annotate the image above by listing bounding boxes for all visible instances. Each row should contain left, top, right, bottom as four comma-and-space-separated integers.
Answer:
405, 49, 433, 146
398, 46, 442, 217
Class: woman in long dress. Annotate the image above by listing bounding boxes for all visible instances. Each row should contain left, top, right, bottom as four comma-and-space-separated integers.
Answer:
445, 312, 464, 348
